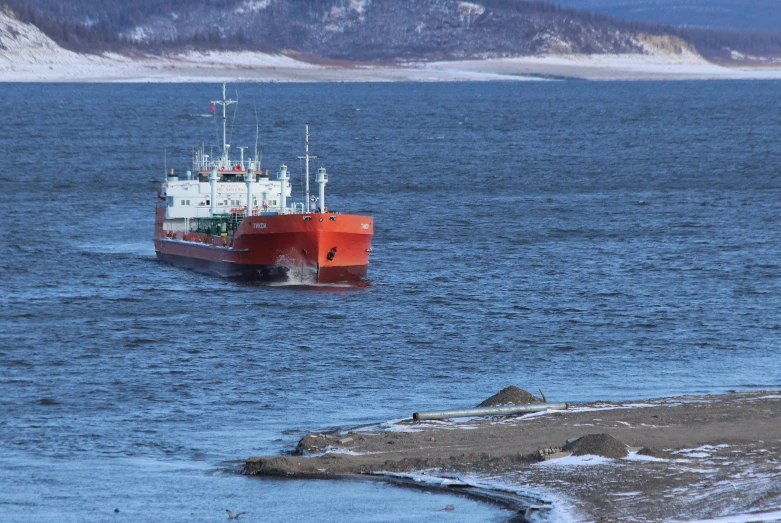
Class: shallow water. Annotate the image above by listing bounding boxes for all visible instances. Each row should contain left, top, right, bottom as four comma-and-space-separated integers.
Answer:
1, 81, 780, 522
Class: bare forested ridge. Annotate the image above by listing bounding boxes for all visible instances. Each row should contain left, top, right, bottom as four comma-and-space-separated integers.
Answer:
4, 0, 781, 61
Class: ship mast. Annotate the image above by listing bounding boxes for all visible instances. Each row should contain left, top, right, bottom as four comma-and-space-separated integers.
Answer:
212, 82, 237, 168
297, 123, 318, 213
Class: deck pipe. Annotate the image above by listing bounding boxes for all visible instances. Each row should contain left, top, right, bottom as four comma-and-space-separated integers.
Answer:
412, 402, 567, 421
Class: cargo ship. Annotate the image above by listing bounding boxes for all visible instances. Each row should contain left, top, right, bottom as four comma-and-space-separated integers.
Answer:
154, 84, 373, 283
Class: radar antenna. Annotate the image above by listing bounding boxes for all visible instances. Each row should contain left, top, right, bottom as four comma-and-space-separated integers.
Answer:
297, 123, 318, 213
211, 82, 238, 167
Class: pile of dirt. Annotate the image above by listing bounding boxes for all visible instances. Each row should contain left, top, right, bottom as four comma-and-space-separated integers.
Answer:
563, 433, 628, 458
296, 434, 340, 454
637, 446, 672, 459
477, 386, 542, 407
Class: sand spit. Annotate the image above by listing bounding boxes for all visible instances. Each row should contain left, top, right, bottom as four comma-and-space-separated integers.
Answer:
245, 391, 781, 522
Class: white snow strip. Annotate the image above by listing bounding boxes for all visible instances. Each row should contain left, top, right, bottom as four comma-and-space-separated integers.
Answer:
622, 451, 669, 462
320, 447, 379, 456
359, 417, 486, 433
377, 471, 470, 488
741, 394, 781, 400
375, 471, 576, 522
427, 55, 781, 80
672, 509, 781, 523
673, 445, 730, 458
536, 454, 613, 467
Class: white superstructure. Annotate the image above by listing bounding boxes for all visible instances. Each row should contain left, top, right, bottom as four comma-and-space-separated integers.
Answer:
162, 164, 289, 220
160, 83, 331, 222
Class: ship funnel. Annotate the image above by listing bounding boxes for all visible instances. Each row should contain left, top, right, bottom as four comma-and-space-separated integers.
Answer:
316, 167, 328, 213
277, 165, 289, 212
167, 168, 178, 182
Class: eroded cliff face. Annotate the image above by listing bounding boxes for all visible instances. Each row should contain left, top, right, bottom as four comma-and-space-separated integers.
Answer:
634, 33, 698, 57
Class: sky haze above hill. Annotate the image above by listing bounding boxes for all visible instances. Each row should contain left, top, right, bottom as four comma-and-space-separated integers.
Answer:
553, 0, 781, 34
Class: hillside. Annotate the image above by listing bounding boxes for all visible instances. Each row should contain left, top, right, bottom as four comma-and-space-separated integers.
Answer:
5, 0, 781, 63
7, 0, 646, 59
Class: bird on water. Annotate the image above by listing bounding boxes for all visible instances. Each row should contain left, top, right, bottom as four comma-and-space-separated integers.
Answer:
226, 509, 246, 520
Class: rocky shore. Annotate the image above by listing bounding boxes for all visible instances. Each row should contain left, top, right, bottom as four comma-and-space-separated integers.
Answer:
245, 389, 781, 522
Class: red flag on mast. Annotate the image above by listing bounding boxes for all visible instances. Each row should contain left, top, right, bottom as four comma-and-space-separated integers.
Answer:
210, 103, 215, 111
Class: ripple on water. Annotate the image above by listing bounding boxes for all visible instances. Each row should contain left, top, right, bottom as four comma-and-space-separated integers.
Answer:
2, 81, 781, 522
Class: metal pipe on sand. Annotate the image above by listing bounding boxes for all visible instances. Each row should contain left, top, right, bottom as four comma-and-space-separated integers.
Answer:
413, 402, 568, 421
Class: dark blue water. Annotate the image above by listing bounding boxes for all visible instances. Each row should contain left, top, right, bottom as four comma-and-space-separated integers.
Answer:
1, 81, 780, 522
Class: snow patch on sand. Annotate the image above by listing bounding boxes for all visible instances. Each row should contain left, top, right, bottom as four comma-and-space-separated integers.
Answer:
673, 510, 781, 523
740, 394, 781, 401
170, 50, 318, 68
320, 447, 376, 456
428, 55, 781, 80
375, 471, 574, 522
623, 451, 669, 462
378, 471, 469, 488
374, 418, 481, 433
537, 454, 613, 467
674, 444, 730, 459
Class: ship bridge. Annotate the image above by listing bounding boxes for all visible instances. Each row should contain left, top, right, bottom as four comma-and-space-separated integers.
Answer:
157, 83, 333, 238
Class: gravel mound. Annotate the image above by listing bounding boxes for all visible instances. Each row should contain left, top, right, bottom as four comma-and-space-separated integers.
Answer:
477, 386, 542, 407
563, 433, 628, 458
637, 446, 671, 459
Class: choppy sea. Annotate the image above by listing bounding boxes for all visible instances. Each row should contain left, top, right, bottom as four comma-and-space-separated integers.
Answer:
1, 81, 780, 522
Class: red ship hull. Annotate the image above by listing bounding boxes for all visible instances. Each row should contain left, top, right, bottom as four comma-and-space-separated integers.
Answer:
154, 207, 373, 283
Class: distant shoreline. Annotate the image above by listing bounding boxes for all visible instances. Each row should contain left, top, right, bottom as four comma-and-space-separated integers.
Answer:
3, 4, 781, 83
3, 51, 781, 83
245, 391, 781, 521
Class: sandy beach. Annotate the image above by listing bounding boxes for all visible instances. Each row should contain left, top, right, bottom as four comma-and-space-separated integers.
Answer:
3, 52, 781, 82
245, 390, 781, 521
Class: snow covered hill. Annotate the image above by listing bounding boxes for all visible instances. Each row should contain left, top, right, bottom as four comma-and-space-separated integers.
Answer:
3, 5, 780, 82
